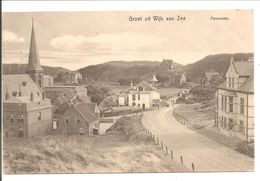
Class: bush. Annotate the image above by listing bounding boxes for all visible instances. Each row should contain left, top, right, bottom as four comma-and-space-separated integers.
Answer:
190, 84, 216, 101
235, 142, 254, 158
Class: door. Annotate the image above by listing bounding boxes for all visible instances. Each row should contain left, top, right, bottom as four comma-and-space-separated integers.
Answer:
93, 128, 98, 135
142, 104, 145, 109
79, 128, 84, 135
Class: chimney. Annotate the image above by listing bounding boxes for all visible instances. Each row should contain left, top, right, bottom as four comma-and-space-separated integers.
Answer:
18, 84, 22, 97
30, 92, 34, 101
130, 80, 134, 88
5, 86, 9, 100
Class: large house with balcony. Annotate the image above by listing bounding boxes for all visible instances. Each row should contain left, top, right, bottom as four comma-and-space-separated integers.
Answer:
128, 81, 160, 109
215, 57, 254, 142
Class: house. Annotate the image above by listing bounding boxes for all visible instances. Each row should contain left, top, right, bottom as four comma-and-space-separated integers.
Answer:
118, 93, 128, 106
66, 71, 83, 84
201, 71, 224, 85
44, 85, 88, 104
179, 72, 187, 85
128, 81, 160, 109
215, 57, 254, 142
43, 75, 54, 87
56, 102, 99, 135
2, 20, 52, 138
150, 74, 158, 84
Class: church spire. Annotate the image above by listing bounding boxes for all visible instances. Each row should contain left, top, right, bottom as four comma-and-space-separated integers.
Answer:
26, 18, 44, 88
27, 18, 43, 72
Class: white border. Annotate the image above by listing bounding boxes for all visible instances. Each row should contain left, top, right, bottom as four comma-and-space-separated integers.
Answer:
2, 1, 260, 181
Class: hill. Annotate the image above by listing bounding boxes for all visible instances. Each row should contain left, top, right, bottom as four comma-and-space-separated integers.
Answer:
2, 64, 70, 77
78, 60, 183, 84
182, 53, 253, 82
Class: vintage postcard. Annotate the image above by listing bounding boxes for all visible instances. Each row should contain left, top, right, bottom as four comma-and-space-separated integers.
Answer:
2, 10, 254, 174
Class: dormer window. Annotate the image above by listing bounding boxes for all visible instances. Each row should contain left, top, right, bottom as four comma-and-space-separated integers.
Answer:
138, 86, 144, 92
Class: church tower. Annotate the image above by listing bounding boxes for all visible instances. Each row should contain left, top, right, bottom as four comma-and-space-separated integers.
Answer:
26, 19, 44, 88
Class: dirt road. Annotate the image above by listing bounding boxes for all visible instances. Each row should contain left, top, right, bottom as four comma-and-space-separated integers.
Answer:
142, 106, 254, 172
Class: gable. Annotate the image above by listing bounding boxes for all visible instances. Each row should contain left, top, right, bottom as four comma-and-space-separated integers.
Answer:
226, 62, 238, 78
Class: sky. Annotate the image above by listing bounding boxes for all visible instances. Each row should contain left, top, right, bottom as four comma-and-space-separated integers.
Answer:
2, 10, 253, 71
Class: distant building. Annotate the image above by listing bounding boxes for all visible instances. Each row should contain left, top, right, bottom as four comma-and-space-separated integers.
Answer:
179, 72, 187, 85
128, 81, 160, 109
118, 93, 128, 106
201, 71, 224, 85
150, 74, 158, 84
43, 75, 54, 87
44, 85, 88, 104
2, 20, 52, 138
215, 57, 254, 142
56, 102, 99, 135
65, 71, 83, 84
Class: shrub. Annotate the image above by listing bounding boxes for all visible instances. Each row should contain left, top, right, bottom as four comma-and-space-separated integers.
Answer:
235, 142, 254, 158
190, 84, 216, 101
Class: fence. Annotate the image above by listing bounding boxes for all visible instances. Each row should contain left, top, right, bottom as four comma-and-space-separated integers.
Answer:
172, 111, 243, 148
146, 129, 195, 172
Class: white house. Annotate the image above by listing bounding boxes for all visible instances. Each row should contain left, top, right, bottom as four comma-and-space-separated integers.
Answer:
215, 57, 254, 142
43, 75, 54, 87
118, 93, 128, 106
128, 81, 160, 109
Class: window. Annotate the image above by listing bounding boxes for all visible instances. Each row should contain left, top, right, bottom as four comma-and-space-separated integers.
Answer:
223, 117, 226, 129
132, 94, 136, 101
38, 112, 41, 121
221, 96, 224, 111
18, 128, 24, 137
220, 116, 223, 127
77, 119, 80, 123
138, 94, 140, 100
138, 86, 143, 91
224, 96, 227, 111
79, 128, 84, 135
231, 78, 235, 88
132, 102, 136, 106
240, 98, 245, 114
239, 120, 244, 133
10, 114, 14, 123
18, 119, 24, 123
228, 118, 234, 130
66, 119, 69, 123
53, 119, 57, 129
138, 104, 140, 108
229, 97, 233, 113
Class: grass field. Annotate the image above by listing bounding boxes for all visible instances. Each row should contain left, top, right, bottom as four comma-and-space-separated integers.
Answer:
173, 100, 215, 126
3, 115, 188, 174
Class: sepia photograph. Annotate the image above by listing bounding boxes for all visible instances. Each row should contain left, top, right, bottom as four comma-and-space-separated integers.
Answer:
2, 9, 254, 174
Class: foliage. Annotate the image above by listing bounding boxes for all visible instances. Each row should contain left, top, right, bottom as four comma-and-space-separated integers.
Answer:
235, 142, 254, 158
85, 85, 111, 104
190, 84, 216, 101
184, 53, 253, 82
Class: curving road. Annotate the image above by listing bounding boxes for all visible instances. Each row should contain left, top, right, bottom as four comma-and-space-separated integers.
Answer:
142, 106, 254, 172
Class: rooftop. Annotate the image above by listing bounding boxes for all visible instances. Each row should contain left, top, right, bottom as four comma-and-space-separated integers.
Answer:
3, 74, 44, 103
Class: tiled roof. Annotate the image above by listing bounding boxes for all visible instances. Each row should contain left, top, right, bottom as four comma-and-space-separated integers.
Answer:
238, 75, 254, 93
138, 81, 157, 91
73, 103, 98, 123
78, 95, 91, 103
217, 75, 254, 94
44, 85, 87, 92
233, 61, 254, 76
3, 74, 43, 103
